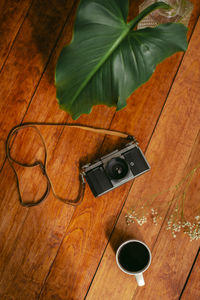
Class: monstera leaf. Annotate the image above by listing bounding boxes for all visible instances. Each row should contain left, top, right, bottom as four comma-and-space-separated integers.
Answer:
55, 0, 187, 119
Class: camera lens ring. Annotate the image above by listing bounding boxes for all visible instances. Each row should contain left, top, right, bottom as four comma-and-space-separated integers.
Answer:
105, 157, 129, 180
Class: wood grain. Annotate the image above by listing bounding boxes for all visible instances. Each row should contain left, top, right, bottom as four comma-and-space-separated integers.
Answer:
132, 132, 200, 300
0, 2, 116, 299
0, 1, 80, 299
86, 18, 200, 300
181, 249, 200, 300
0, 1, 199, 300
38, 8, 200, 300
0, 0, 32, 70
0, 0, 76, 168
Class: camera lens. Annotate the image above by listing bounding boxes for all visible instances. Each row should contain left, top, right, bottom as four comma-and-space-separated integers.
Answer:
106, 157, 129, 180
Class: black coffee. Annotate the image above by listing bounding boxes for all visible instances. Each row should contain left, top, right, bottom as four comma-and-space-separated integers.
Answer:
118, 241, 150, 272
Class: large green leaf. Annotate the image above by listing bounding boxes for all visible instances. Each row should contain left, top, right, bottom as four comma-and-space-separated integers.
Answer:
55, 0, 187, 119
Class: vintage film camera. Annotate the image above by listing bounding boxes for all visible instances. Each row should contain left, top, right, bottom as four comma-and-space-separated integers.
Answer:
82, 141, 150, 197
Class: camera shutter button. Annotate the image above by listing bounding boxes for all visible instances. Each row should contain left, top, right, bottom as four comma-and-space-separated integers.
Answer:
130, 162, 135, 166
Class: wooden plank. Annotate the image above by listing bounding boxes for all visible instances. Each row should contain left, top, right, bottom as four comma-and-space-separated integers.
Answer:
0, 1, 82, 299
0, 0, 75, 168
0, 0, 33, 70
85, 18, 200, 300
0, 1, 116, 299
38, 8, 200, 300
0, 2, 199, 300
181, 249, 200, 300
132, 133, 200, 300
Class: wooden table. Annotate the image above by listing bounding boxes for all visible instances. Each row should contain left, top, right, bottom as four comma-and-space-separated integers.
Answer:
0, 1, 199, 299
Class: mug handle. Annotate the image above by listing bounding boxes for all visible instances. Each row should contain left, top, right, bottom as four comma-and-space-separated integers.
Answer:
135, 273, 145, 286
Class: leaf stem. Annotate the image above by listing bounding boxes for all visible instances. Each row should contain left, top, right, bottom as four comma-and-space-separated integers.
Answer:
129, 2, 171, 30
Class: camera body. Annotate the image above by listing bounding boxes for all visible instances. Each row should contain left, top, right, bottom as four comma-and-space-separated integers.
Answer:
82, 142, 150, 197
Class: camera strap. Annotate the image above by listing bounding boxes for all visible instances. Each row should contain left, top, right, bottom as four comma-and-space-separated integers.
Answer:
5, 122, 136, 207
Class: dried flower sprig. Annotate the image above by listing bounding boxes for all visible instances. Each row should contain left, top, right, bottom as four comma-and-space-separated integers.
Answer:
125, 164, 200, 241
125, 208, 148, 226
